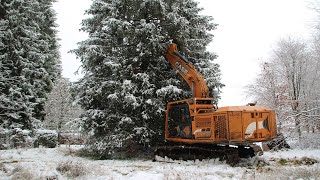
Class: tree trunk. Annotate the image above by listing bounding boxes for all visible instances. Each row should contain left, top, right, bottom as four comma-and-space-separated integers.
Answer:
294, 116, 301, 140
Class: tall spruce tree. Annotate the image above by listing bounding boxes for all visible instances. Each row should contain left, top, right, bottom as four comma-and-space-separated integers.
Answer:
73, 0, 223, 157
32, 0, 61, 121
0, 0, 60, 130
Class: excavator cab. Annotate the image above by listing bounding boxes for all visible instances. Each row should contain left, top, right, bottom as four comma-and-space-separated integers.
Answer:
165, 98, 216, 142
167, 102, 192, 138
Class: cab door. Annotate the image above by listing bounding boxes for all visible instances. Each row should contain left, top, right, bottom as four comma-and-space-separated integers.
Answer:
167, 103, 192, 138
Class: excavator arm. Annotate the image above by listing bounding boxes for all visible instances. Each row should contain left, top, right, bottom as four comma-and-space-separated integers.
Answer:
163, 43, 209, 98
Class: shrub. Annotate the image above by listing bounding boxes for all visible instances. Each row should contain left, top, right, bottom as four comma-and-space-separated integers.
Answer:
9, 128, 33, 148
34, 129, 58, 148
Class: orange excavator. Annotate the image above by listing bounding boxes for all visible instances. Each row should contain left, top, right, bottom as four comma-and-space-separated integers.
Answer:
155, 42, 278, 164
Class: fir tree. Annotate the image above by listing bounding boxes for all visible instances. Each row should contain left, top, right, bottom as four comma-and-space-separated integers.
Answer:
0, 0, 60, 130
73, 0, 223, 157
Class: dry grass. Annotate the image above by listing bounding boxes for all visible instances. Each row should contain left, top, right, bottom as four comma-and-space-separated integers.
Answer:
254, 167, 320, 179
58, 146, 79, 156
56, 160, 87, 178
0, 162, 8, 173
11, 165, 33, 180
277, 156, 318, 166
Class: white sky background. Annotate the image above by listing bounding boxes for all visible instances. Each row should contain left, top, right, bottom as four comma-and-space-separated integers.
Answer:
53, 0, 316, 107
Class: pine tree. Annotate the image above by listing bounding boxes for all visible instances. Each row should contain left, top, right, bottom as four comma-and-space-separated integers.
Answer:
73, 0, 223, 157
0, 0, 60, 130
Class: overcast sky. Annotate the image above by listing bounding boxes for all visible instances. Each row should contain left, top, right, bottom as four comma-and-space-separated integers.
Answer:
53, 0, 316, 107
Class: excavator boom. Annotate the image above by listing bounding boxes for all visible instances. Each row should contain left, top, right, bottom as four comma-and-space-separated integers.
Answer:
164, 43, 209, 98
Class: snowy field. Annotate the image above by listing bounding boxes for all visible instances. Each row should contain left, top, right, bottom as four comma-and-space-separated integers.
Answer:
0, 146, 319, 180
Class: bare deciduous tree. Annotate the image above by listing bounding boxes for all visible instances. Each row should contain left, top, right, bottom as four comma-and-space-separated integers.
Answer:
272, 37, 311, 138
246, 61, 289, 131
44, 78, 83, 132
247, 37, 320, 143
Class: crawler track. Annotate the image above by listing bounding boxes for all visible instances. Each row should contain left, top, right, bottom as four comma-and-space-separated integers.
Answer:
154, 144, 240, 166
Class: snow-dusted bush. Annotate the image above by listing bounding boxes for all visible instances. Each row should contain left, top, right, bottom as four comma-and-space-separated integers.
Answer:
1, 128, 60, 149
9, 128, 33, 149
34, 129, 58, 148
0, 128, 9, 150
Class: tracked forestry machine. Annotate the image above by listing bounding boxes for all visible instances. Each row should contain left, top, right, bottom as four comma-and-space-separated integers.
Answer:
155, 42, 278, 164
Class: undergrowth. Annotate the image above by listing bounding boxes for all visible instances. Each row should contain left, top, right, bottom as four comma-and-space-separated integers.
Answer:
0, 162, 8, 173
10, 165, 33, 180
56, 160, 87, 178
277, 157, 318, 166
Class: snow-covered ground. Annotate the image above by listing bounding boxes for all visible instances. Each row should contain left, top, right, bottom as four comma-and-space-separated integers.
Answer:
0, 146, 319, 180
